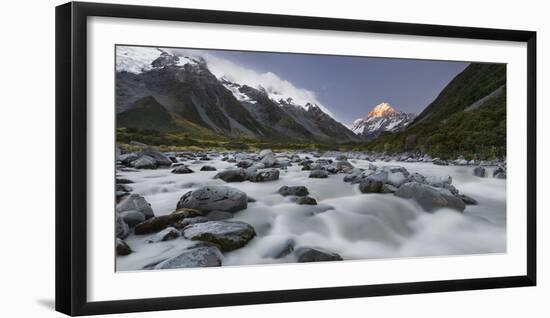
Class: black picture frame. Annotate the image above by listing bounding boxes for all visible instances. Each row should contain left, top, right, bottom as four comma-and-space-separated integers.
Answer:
55, 1, 537, 316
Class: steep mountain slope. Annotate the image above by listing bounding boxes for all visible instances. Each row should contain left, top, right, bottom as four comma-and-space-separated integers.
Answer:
410, 63, 506, 126
115, 47, 359, 143
364, 63, 507, 159
350, 102, 415, 140
118, 96, 176, 131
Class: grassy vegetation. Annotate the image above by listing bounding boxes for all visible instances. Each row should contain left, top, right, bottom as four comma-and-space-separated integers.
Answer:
116, 127, 365, 153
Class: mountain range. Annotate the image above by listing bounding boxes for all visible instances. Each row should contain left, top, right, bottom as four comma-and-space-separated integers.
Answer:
116, 49, 359, 143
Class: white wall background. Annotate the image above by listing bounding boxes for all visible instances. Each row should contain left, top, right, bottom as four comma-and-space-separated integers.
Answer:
0, 0, 547, 317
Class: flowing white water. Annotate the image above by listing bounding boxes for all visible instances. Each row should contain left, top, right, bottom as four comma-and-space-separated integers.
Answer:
116, 156, 506, 271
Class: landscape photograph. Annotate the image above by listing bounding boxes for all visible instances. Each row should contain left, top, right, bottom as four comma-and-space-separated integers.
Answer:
114, 45, 507, 271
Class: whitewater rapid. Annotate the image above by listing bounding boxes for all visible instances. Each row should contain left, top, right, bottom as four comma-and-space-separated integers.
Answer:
116, 157, 506, 271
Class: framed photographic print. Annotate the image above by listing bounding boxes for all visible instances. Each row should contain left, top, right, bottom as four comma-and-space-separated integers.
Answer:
55, 1, 537, 316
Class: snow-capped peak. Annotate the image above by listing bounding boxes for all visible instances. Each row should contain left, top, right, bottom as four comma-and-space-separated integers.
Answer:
368, 102, 397, 117
350, 102, 415, 139
116, 46, 200, 74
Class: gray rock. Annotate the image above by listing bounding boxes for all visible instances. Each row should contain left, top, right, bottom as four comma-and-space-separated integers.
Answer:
366, 171, 388, 183
358, 179, 383, 193
343, 169, 364, 183
115, 214, 130, 239
120, 153, 140, 165
146, 227, 180, 243
386, 171, 408, 187
214, 168, 248, 182
293, 196, 317, 205
278, 186, 309, 197
116, 184, 133, 193
494, 172, 506, 179
473, 166, 486, 177
335, 160, 354, 173
140, 148, 172, 167
131, 155, 157, 169
295, 247, 343, 262
395, 182, 465, 212
154, 246, 223, 269
425, 175, 452, 187
433, 159, 448, 166
309, 170, 329, 178
236, 160, 254, 168
176, 186, 248, 213
408, 172, 426, 183
116, 194, 155, 219
173, 216, 210, 229
260, 153, 277, 167
493, 167, 506, 178
200, 165, 217, 171
183, 221, 256, 251
119, 210, 146, 228
116, 238, 132, 256
134, 208, 202, 234
171, 165, 194, 174
381, 184, 398, 193
248, 168, 280, 182
458, 194, 478, 205
259, 149, 273, 158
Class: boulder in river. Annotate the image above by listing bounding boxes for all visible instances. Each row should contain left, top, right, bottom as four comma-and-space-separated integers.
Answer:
116, 193, 155, 219
366, 171, 388, 183
131, 155, 158, 169
309, 170, 328, 178
295, 247, 343, 262
120, 153, 140, 165
458, 194, 478, 205
119, 210, 146, 228
335, 160, 354, 173
473, 166, 486, 177
260, 153, 278, 168
395, 182, 466, 212
248, 168, 280, 182
176, 186, 248, 213
146, 227, 180, 243
134, 208, 201, 234
278, 185, 309, 197
200, 165, 217, 171
171, 165, 194, 174
293, 196, 318, 205
154, 246, 223, 269
115, 214, 130, 239
358, 179, 383, 193
173, 216, 210, 229
183, 221, 256, 251
386, 171, 408, 187
433, 159, 448, 166
140, 147, 173, 167
116, 238, 132, 256
493, 166, 506, 179
425, 175, 452, 188
214, 168, 248, 182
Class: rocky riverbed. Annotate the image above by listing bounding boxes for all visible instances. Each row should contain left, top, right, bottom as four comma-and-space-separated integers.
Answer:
115, 146, 507, 271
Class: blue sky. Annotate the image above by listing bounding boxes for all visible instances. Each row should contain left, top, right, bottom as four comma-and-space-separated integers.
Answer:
200, 49, 468, 123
